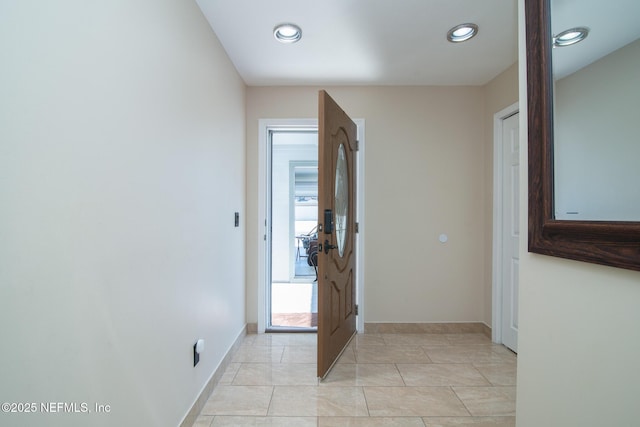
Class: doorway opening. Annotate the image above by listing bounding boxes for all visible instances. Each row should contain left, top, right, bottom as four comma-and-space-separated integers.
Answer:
269, 129, 319, 330
258, 118, 365, 335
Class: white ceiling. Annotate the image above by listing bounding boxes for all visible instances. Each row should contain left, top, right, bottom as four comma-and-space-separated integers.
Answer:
552, 0, 640, 79
195, 0, 518, 86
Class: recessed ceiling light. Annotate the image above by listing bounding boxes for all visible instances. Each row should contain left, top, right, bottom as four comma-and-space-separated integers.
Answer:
553, 27, 590, 47
447, 23, 479, 43
273, 23, 302, 44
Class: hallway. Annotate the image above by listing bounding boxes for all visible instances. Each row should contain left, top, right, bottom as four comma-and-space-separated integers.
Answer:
194, 332, 516, 426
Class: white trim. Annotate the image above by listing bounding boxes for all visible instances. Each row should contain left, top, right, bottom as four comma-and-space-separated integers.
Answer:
258, 119, 317, 333
354, 119, 365, 333
257, 118, 366, 334
492, 102, 519, 344
289, 161, 295, 282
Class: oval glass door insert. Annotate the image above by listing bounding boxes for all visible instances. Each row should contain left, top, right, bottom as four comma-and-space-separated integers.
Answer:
334, 144, 348, 257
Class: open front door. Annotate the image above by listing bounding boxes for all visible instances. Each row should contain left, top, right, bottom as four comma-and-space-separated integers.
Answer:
317, 90, 357, 378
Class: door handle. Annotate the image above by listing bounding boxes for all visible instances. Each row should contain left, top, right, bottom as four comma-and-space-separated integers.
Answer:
323, 239, 337, 254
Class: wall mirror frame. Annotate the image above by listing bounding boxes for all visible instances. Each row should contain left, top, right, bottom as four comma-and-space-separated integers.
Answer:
525, 0, 640, 272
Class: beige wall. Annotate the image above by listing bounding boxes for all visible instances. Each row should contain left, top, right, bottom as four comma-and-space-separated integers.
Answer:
0, 1, 246, 426
247, 79, 517, 326
516, 1, 640, 425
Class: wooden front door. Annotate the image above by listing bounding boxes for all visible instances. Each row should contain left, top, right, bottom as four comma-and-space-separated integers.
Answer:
317, 90, 357, 378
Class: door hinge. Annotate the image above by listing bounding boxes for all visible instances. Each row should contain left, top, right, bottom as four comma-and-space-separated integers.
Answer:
355, 222, 359, 233
355, 140, 360, 151
355, 304, 359, 316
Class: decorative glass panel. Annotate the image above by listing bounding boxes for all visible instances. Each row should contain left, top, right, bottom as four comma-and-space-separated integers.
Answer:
334, 144, 348, 257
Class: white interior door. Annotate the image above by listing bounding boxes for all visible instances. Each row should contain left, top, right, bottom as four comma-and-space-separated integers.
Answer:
501, 112, 519, 352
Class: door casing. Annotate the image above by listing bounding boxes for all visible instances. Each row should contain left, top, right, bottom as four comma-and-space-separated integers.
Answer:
257, 118, 365, 333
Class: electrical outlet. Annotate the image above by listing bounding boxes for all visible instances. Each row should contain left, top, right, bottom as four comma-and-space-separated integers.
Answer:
193, 343, 200, 367
193, 339, 204, 367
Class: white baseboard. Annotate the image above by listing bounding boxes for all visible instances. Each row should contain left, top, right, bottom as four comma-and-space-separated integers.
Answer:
179, 324, 247, 427
364, 322, 491, 337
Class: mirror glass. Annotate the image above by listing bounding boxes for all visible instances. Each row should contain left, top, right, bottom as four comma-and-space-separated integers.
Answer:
334, 144, 348, 257
551, 0, 640, 221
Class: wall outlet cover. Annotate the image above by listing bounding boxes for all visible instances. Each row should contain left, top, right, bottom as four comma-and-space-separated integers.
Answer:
193, 343, 200, 367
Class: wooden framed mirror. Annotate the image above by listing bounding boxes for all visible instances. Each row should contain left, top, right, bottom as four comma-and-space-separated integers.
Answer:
525, 0, 640, 271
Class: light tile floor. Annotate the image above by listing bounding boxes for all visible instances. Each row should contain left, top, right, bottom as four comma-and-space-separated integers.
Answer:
194, 332, 516, 427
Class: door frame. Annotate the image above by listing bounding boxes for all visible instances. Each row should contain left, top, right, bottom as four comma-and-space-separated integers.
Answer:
492, 102, 519, 344
257, 118, 365, 333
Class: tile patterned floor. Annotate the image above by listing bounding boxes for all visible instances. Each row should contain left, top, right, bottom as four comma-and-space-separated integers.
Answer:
194, 332, 516, 427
